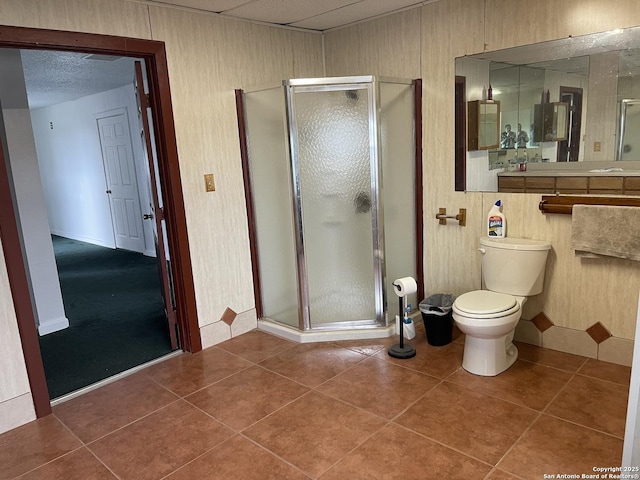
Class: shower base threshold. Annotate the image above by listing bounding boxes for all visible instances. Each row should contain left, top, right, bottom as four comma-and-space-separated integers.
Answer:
258, 319, 394, 344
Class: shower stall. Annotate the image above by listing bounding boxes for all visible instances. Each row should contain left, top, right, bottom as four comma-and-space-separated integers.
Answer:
237, 76, 421, 341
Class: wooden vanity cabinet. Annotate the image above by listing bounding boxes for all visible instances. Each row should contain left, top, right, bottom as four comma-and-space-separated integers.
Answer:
497, 176, 525, 193
523, 177, 555, 193
498, 175, 640, 195
625, 177, 640, 194
589, 177, 624, 194
555, 177, 588, 194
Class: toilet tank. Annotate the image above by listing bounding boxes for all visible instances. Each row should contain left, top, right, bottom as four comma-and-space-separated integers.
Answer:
480, 237, 551, 296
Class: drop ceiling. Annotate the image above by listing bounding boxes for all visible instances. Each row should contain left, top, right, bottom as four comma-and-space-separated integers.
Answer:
16, 0, 427, 110
151, 0, 427, 31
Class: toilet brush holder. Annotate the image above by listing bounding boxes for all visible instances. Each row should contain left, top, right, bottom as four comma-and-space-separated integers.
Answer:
388, 279, 416, 359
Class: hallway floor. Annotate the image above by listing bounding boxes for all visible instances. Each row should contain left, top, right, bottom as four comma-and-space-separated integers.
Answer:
0, 325, 631, 479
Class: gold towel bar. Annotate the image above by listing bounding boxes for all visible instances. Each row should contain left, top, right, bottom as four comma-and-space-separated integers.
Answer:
539, 195, 640, 215
436, 208, 466, 226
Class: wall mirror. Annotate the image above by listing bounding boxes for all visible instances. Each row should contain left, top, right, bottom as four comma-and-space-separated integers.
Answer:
455, 26, 640, 192
619, 99, 640, 160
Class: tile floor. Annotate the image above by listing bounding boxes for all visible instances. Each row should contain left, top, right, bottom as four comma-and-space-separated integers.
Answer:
0, 325, 632, 480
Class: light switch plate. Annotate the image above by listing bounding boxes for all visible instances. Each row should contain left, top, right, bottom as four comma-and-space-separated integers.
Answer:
204, 173, 215, 192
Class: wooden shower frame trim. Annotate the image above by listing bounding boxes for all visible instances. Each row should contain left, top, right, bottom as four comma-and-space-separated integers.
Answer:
0, 24, 200, 418
413, 79, 425, 302
235, 89, 263, 318
236, 79, 425, 320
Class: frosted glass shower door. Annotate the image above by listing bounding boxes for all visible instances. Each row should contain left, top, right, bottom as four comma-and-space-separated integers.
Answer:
288, 84, 379, 328
379, 81, 417, 312
244, 87, 299, 328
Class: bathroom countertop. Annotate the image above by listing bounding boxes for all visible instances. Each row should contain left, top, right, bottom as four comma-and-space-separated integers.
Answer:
498, 169, 640, 177
498, 160, 640, 177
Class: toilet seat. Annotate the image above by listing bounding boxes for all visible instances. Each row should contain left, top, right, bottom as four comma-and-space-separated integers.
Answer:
453, 290, 519, 318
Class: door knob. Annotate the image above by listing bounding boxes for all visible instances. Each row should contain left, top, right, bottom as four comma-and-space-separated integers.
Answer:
143, 213, 153, 220
106, 189, 112, 194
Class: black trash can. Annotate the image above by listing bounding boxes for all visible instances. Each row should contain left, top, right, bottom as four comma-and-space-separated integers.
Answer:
419, 294, 455, 346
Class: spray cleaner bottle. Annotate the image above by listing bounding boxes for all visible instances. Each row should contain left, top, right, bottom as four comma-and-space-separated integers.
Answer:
395, 301, 416, 340
403, 303, 416, 340
487, 200, 506, 238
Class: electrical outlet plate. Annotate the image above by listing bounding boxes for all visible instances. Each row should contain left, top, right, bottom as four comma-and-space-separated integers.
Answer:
594, 141, 601, 152
204, 173, 215, 192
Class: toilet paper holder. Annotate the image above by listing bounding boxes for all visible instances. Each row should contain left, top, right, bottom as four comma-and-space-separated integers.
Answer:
436, 208, 466, 226
388, 276, 417, 360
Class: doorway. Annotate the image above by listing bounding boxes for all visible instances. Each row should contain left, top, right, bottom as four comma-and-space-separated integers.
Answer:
40, 235, 174, 399
22, 57, 177, 398
0, 25, 200, 417
557, 86, 583, 162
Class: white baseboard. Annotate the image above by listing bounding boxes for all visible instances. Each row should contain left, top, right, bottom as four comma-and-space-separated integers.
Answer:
38, 316, 69, 336
258, 319, 394, 343
0, 393, 36, 435
49, 230, 115, 249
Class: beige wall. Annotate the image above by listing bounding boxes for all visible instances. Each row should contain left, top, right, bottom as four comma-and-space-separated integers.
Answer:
147, 6, 323, 344
325, 0, 640, 361
2, 0, 640, 433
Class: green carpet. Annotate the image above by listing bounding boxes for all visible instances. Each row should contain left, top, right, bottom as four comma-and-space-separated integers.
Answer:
38, 235, 174, 399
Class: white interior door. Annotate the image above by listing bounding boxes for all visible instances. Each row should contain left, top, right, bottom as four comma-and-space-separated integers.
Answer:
98, 110, 145, 253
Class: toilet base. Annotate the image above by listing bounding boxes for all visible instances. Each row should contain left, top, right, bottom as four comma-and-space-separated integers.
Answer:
462, 333, 518, 376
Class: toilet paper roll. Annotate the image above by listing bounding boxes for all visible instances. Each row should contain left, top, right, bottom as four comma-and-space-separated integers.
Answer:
392, 276, 417, 297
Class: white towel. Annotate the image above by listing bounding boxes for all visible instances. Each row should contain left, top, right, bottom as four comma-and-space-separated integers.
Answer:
571, 205, 640, 261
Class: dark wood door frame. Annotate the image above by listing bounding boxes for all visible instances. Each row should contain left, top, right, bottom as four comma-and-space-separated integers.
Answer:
413, 79, 424, 301
0, 24, 200, 418
454, 76, 467, 191
557, 86, 583, 162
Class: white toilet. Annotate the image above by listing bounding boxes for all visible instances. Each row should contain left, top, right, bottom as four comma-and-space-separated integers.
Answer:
452, 236, 551, 376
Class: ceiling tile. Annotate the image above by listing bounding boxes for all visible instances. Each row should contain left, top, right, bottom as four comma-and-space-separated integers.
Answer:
154, 0, 251, 12
223, 0, 360, 25
290, 0, 423, 30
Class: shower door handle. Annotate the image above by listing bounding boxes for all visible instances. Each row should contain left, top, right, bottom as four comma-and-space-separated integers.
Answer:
354, 191, 371, 213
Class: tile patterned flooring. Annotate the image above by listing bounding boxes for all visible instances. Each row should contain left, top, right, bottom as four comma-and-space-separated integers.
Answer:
0, 325, 632, 479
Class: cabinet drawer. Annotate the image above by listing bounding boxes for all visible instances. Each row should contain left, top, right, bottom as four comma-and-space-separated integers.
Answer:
498, 177, 525, 192
556, 177, 588, 193
525, 177, 555, 192
624, 177, 640, 193
589, 177, 624, 192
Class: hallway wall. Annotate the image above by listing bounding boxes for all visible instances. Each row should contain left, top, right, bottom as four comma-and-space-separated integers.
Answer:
32, 83, 156, 256
0, 49, 68, 340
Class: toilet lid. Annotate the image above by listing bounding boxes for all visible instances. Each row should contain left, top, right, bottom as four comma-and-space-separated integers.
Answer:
454, 290, 517, 315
